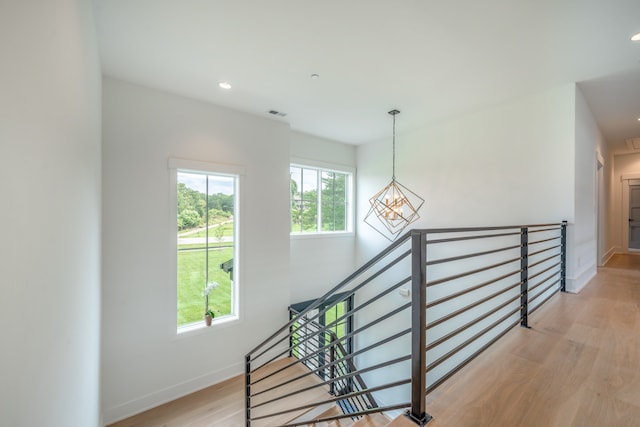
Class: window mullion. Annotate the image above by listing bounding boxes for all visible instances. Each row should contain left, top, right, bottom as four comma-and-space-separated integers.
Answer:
317, 170, 322, 232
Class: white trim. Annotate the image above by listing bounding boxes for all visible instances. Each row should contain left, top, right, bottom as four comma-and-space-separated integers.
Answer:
290, 156, 356, 175
290, 231, 355, 239
168, 158, 245, 176
565, 265, 597, 294
601, 246, 618, 266
289, 160, 356, 236
169, 158, 244, 335
620, 172, 640, 181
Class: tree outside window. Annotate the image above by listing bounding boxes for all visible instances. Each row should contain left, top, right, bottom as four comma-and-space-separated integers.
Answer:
290, 165, 351, 234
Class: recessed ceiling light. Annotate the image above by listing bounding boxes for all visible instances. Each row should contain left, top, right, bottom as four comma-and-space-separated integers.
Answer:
632, 32, 640, 41
218, 81, 232, 90
310, 73, 320, 79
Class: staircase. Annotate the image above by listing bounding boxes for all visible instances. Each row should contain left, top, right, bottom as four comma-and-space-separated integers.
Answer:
251, 356, 414, 427
246, 223, 568, 426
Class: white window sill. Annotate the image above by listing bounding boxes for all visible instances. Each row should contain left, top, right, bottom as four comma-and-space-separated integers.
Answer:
176, 314, 239, 337
290, 231, 355, 240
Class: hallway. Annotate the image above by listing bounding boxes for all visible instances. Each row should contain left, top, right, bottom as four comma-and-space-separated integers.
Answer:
109, 255, 640, 426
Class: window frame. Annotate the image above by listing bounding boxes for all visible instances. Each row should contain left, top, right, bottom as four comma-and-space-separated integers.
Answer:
169, 158, 244, 334
289, 158, 355, 238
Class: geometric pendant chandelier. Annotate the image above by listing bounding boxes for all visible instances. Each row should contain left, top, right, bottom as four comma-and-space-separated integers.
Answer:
364, 109, 424, 241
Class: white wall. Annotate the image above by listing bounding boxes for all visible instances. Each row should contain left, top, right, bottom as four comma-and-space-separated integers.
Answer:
357, 85, 576, 262
354, 85, 579, 409
289, 131, 357, 303
571, 87, 605, 290
0, 1, 102, 426
101, 78, 291, 423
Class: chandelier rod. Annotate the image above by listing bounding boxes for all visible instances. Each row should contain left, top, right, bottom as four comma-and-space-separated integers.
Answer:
389, 109, 400, 180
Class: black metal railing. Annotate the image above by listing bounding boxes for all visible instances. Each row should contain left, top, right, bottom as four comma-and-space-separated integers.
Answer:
245, 221, 568, 426
288, 308, 376, 417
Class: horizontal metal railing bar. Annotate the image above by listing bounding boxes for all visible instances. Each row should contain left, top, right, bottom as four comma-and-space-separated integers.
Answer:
246, 232, 413, 356
426, 318, 521, 394
528, 279, 561, 305
251, 304, 411, 387
528, 285, 561, 315
261, 354, 374, 405
426, 269, 522, 309
426, 244, 522, 266
254, 285, 375, 375
528, 253, 559, 270
418, 223, 563, 234
256, 252, 411, 365
288, 314, 375, 406
529, 244, 561, 258
270, 327, 412, 397
294, 300, 412, 375
287, 348, 376, 410
425, 231, 521, 246
252, 257, 390, 366
527, 226, 561, 234
427, 306, 521, 372
427, 280, 521, 330
426, 293, 521, 351
249, 379, 412, 421
318, 276, 410, 338
426, 256, 522, 287
248, 223, 564, 358
527, 261, 561, 282
528, 269, 560, 293
528, 236, 561, 246
277, 404, 412, 427
251, 355, 411, 406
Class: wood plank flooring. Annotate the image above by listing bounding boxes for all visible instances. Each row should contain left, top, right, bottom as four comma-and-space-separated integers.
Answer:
425, 254, 640, 427
109, 254, 640, 427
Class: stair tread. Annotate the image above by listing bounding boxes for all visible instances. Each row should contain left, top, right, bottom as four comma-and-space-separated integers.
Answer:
386, 413, 421, 427
351, 413, 390, 427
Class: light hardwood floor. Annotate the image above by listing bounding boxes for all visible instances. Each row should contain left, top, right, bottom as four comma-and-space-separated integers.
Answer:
426, 253, 640, 427
109, 254, 640, 427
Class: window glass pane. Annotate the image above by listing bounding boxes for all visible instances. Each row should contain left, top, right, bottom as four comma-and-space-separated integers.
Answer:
290, 166, 302, 232
290, 165, 351, 235
301, 168, 318, 232
321, 171, 347, 232
177, 171, 236, 328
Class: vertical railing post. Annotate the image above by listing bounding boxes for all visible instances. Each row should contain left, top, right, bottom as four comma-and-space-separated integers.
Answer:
245, 354, 251, 427
406, 230, 432, 425
288, 309, 294, 358
520, 227, 529, 328
560, 220, 567, 292
329, 336, 337, 395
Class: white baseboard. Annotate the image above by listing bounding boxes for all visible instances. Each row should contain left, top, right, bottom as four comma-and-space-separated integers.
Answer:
601, 247, 618, 266
565, 264, 597, 294
103, 361, 243, 425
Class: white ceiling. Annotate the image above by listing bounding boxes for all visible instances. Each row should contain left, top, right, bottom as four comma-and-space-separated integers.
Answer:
93, 0, 640, 150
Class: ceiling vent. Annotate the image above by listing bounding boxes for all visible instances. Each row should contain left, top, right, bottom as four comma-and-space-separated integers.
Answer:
268, 110, 287, 117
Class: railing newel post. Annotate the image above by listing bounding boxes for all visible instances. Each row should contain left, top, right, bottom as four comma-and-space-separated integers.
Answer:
520, 227, 529, 328
245, 354, 251, 427
560, 221, 567, 292
407, 230, 432, 425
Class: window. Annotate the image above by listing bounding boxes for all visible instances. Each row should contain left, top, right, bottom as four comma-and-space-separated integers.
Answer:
290, 163, 353, 234
172, 160, 241, 331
